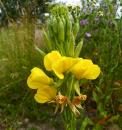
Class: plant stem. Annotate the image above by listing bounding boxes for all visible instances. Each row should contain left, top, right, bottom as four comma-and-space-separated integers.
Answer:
62, 75, 77, 130
62, 108, 76, 130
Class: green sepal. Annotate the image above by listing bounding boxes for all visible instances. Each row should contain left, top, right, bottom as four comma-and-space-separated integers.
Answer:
74, 80, 80, 96
74, 39, 83, 57
73, 20, 79, 39
57, 16, 65, 43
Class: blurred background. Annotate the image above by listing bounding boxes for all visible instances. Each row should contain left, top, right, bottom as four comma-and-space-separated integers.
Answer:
0, 0, 122, 130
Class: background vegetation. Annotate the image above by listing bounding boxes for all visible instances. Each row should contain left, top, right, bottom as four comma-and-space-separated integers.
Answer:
0, 0, 122, 130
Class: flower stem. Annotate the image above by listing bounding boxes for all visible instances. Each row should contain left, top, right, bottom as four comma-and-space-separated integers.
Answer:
62, 75, 77, 130
62, 108, 77, 130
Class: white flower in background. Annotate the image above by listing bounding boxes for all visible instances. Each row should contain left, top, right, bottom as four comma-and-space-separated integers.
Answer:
66, 0, 81, 7
44, 13, 49, 17
54, 0, 82, 7
95, 3, 100, 8
116, 6, 122, 19
91, 0, 101, 8
54, 0, 122, 19
54, 0, 102, 9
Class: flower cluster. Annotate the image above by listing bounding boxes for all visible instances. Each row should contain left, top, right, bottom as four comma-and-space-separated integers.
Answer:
27, 50, 100, 114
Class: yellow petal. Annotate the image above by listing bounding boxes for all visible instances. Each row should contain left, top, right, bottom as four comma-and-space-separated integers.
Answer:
81, 64, 100, 79
34, 85, 57, 103
52, 57, 80, 79
27, 67, 53, 89
70, 59, 87, 79
70, 59, 100, 80
44, 51, 62, 71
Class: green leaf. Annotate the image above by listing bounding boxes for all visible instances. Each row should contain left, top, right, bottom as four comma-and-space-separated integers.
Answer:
74, 39, 83, 57
108, 115, 120, 123
93, 91, 99, 102
43, 29, 52, 51
34, 45, 46, 57
96, 86, 102, 94
79, 79, 88, 84
93, 124, 103, 130
80, 117, 93, 130
98, 103, 107, 117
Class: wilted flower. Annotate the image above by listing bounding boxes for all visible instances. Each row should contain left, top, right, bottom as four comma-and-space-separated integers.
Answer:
72, 94, 87, 105
80, 19, 89, 26
54, 92, 68, 113
55, 92, 67, 105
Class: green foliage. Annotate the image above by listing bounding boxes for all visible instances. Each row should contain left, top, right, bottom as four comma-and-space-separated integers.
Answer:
78, 0, 122, 129
42, 5, 81, 57
80, 117, 93, 130
0, 0, 122, 129
0, 0, 51, 26
0, 23, 49, 128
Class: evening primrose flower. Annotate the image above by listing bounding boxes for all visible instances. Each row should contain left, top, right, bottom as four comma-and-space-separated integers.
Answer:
34, 86, 57, 103
52, 56, 100, 80
52, 57, 80, 79
44, 51, 62, 71
44, 51, 100, 80
70, 59, 100, 80
44, 51, 80, 79
27, 67, 57, 103
27, 67, 53, 89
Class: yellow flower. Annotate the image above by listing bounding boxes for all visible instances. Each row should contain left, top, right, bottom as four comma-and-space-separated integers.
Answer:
43, 50, 100, 80
34, 85, 57, 103
27, 67, 57, 103
52, 57, 80, 79
44, 51, 61, 71
27, 67, 53, 89
70, 59, 100, 80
